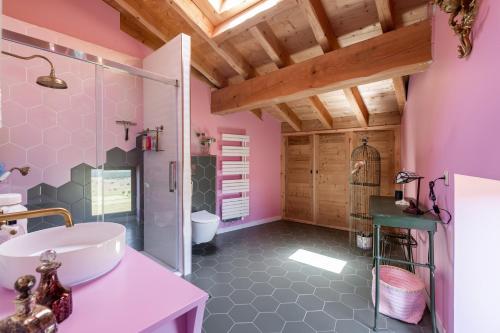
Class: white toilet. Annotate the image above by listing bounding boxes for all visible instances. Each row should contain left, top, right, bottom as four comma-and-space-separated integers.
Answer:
191, 210, 220, 244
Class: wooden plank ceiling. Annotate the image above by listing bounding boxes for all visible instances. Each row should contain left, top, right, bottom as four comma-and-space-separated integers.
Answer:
102, 0, 431, 132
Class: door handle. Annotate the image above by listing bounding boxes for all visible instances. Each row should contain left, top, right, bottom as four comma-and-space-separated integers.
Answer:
169, 161, 177, 192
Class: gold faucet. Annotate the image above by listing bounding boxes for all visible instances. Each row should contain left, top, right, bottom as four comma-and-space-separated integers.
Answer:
0, 208, 74, 228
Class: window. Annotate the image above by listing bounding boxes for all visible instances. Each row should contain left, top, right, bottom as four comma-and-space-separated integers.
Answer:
91, 169, 133, 215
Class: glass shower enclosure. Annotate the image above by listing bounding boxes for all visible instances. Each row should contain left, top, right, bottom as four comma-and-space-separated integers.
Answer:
0, 28, 189, 274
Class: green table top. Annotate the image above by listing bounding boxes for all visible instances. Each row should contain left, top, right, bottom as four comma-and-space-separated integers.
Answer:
369, 196, 439, 232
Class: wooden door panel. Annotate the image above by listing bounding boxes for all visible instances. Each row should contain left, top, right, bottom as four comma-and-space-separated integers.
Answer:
285, 135, 313, 221
315, 133, 349, 229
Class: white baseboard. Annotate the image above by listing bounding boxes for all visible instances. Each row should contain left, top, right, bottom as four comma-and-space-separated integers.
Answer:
216, 216, 281, 234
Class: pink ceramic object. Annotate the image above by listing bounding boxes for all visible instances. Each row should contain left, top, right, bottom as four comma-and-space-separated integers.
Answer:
372, 265, 426, 324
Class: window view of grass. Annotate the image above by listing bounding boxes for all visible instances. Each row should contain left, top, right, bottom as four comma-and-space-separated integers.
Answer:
91, 169, 132, 215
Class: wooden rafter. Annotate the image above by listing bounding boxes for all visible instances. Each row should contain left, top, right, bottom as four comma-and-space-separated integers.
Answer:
273, 104, 302, 131
375, 0, 407, 114
299, 0, 369, 127
250, 22, 333, 129
103, 0, 227, 87
211, 21, 432, 114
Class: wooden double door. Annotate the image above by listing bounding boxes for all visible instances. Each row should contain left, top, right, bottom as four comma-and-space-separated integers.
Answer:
283, 130, 397, 231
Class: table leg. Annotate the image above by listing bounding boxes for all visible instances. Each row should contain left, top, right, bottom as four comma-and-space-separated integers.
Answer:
407, 229, 414, 273
374, 224, 381, 331
428, 231, 437, 333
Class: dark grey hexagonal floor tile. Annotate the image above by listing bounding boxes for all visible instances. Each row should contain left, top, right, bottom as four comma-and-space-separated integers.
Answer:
189, 277, 215, 290
307, 275, 330, 287
228, 323, 260, 333
335, 319, 370, 333
355, 286, 372, 301
282, 262, 303, 272
344, 274, 368, 287
341, 294, 369, 309
230, 277, 253, 290
290, 281, 314, 294
248, 254, 265, 262
248, 262, 267, 271
196, 267, 217, 278
203, 314, 234, 333
232, 258, 251, 267
272, 288, 299, 303
385, 316, 422, 333
331, 280, 355, 293
324, 301, 353, 320
199, 258, 218, 267
269, 276, 292, 288
217, 255, 234, 262
282, 322, 315, 333
254, 313, 285, 333
215, 262, 234, 273
286, 271, 307, 282
249, 271, 271, 283
250, 282, 274, 296
277, 303, 306, 322
229, 304, 258, 323
232, 267, 252, 278
354, 309, 387, 330
297, 294, 324, 311
304, 311, 336, 331
267, 266, 287, 277
212, 272, 234, 283
210, 283, 234, 297
230, 290, 256, 304
263, 258, 282, 266
301, 265, 324, 276
206, 297, 234, 314
314, 287, 340, 302
252, 295, 279, 312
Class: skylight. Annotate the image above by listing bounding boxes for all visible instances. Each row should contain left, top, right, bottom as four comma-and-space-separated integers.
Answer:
208, 0, 263, 14
289, 249, 347, 274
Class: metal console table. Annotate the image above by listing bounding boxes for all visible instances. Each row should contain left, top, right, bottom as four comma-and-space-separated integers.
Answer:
370, 196, 439, 333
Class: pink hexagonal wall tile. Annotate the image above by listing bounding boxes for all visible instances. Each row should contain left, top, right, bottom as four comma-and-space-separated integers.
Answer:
116, 101, 136, 119
1, 57, 27, 85
27, 105, 57, 129
58, 145, 84, 169
57, 109, 83, 130
27, 145, 57, 168
2, 101, 27, 127
11, 124, 42, 149
11, 82, 42, 108
84, 147, 97, 167
27, 65, 48, 86
0, 128, 9, 145
104, 84, 125, 102
0, 144, 27, 167
71, 93, 95, 115
104, 116, 123, 136
83, 113, 97, 130
11, 165, 42, 188
43, 90, 71, 111
83, 78, 95, 97
71, 129, 96, 149
43, 127, 71, 149
60, 72, 83, 95
43, 164, 70, 188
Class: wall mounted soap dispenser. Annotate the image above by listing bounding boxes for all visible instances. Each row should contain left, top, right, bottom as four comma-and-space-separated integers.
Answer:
0, 275, 58, 333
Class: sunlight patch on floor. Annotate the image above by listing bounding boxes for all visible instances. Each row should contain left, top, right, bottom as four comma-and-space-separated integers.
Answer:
289, 249, 347, 274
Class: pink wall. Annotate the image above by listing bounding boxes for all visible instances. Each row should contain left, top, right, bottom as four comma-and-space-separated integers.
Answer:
401, 2, 500, 332
191, 78, 282, 228
3, 0, 151, 59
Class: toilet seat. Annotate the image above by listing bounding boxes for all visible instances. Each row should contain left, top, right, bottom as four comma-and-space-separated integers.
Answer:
192, 210, 218, 224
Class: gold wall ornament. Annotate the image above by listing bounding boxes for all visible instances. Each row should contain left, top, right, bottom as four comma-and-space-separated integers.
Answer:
432, 0, 479, 58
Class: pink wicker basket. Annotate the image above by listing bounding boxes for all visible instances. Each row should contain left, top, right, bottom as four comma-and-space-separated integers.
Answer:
371, 265, 426, 324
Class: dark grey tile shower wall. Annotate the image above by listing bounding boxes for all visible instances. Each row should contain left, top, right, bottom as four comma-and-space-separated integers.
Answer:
27, 147, 139, 232
191, 155, 216, 214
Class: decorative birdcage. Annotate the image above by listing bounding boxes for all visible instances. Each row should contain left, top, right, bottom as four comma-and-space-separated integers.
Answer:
349, 137, 381, 250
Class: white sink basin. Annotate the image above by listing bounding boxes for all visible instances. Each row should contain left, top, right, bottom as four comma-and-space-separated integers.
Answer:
0, 222, 126, 290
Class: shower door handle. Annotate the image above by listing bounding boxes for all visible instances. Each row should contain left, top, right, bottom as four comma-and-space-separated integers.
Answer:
169, 161, 177, 192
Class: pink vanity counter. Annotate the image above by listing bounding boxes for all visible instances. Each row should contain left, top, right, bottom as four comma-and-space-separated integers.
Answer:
0, 247, 208, 333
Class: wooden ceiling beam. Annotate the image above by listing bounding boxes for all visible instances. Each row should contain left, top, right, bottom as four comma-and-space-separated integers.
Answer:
250, 22, 292, 68
211, 21, 432, 114
250, 108, 263, 120
167, 0, 255, 79
104, 0, 226, 87
375, 0, 407, 114
273, 104, 302, 131
250, 22, 333, 129
298, 0, 340, 53
299, 0, 370, 127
